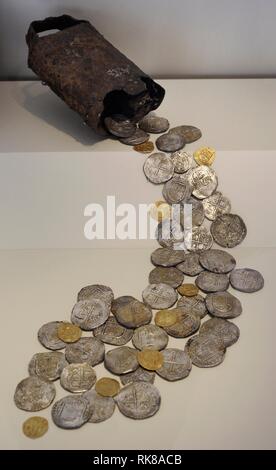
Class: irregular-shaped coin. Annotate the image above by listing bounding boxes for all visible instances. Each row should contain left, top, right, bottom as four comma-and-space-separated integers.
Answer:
60, 363, 97, 393
193, 147, 216, 166
156, 133, 185, 152
205, 291, 242, 318
14, 376, 56, 411
177, 294, 208, 319
156, 348, 192, 381
143, 152, 174, 184
199, 249, 236, 274
163, 309, 201, 338
120, 367, 155, 385
195, 271, 229, 293
120, 128, 149, 145
177, 253, 204, 276
65, 337, 105, 366
111, 296, 136, 315
156, 219, 185, 249
71, 299, 110, 330
104, 115, 136, 138
133, 141, 154, 153
93, 316, 133, 345
163, 174, 192, 204
38, 321, 66, 351
142, 283, 178, 309
28, 352, 67, 381
169, 125, 202, 143
151, 247, 186, 267
95, 378, 120, 397
181, 197, 205, 227
171, 150, 193, 174
52, 395, 91, 429
229, 268, 264, 293
188, 165, 218, 199
114, 300, 152, 328
149, 266, 184, 288
77, 284, 114, 306
200, 317, 240, 347
210, 214, 247, 248
104, 346, 139, 375
22, 416, 49, 439
115, 382, 161, 419
57, 322, 82, 343
185, 334, 226, 368
83, 390, 115, 423
132, 324, 168, 351
202, 192, 231, 221
177, 283, 199, 297
139, 114, 169, 133
155, 309, 178, 327
137, 349, 164, 371
188, 226, 213, 251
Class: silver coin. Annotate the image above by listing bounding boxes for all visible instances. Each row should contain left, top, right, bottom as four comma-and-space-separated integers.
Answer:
162, 174, 192, 204
71, 299, 110, 331
139, 114, 169, 133
171, 150, 193, 174
65, 337, 105, 366
200, 318, 240, 347
60, 363, 97, 393
38, 321, 66, 350
202, 191, 231, 220
120, 367, 155, 385
163, 309, 201, 338
156, 348, 192, 381
143, 152, 174, 184
104, 115, 136, 138
120, 128, 149, 145
111, 296, 136, 315
230, 268, 264, 293
181, 197, 205, 227
169, 125, 202, 143
151, 247, 186, 267
104, 346, 139, 375
132, 324, 168, 351
142, 283, 178, 310
14, 376, 56, 411
177, 294, 208, 319
156, 219, 185, 249
77, 284, 114, 307
82, 390, 115, 423
196, 271, 229, 293
149, 266, 184, 288
28, 352, 67, 381
156, 133, 185, 153
210, 213, 247, 248
188, 226, 213, 251
188, 165, 218, 199
199, 249, 236, 274
114, 299, 152, 328
93, 316, 133, 346
185, 334, 226, 368
177, 253, 204, 276
115, 382, 161, 419
205, 291, 242, 318
52, 395, 91, 429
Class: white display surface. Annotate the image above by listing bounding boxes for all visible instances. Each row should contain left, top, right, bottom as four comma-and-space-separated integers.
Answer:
0, 80, 275, 450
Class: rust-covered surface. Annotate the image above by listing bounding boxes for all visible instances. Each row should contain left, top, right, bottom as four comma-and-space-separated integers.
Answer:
26, 15, 165, 135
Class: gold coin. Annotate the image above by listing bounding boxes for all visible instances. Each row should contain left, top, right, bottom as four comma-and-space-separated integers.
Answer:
95, 377, 120, 397
155, 309, 178, 327
149, 200, 171, 222
137, 349, 164, 371
177, 283, 199, 297
57, 322, 82, 343
22, 416, 48, 439
133, 141, 154, 154
193, 147, 216, 166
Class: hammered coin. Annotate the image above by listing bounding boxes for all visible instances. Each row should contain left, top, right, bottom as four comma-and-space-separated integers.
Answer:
132, 324, 168, 351
200, 317, 240, 347
163, 309, 201, 338
155, 309, 178, 327
142, 283, 178, 310
95, 377, 120, 397
82, 390, 115, 423
120, 367, 155, 385
22, 417, 48, 439
188, 226, 213, 251
156, 348, 192, 381
38, 321, 66, 351
169, 125, 202, 143
188, 165, 218, 199
171, 150, 193, 174
71, 299, 110, 331
139, 114, 169, 133
205, 291, 242, 319
57, 322, 82, 343
149, 266, 184, 288
137, 349, 164, 371
199, 249, 236, 274
185, 334, 226, 368
77, 284, 114, 307
93, 316, 133, 346
230, 268, 264, 293
65, 337, 105, 366
115, 382, 161, 419
210, 213, 247, 248
52, 395, 91, 429
177, 253, 204, 276
28, 351, 67, 381
194, 147, 216, 166
177, 283, 199, 297
133, 141, 154, 153
104, 346, 139, 375
120, 128, 149, 145
60, 363, 97, 393
156, 219, 185, 249
177, 294, 208, 319
163, 174, 192, 204
149, 200, 171, 222
196, 271, 229, 293
203, 191, 231, 221
114, 299, 152, 328
156, 133, 185, 153
111, 296, 136, 315
143, 152, 174, 184
104, 115, 136, 138
151, 247, 186, 267
14, 376, 56, 412
182, 197, 205, 227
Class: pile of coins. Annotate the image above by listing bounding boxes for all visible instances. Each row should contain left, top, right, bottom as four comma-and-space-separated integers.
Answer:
14, 112, 264, 438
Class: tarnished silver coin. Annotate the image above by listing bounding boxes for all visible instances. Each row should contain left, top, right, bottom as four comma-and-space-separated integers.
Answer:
28, 352, 67, 381
196, 271, 229, 293
210, 214, 247, 248
77, 284, 114, 306
177, 253, 204, 276
203, 191, 231, 220
111, 296, 136, 315
93, 316, 133, 345
143, 152, 174, 184
120, 367, 155, 385
120, 128, 149, 145
52, 395, 91, 429
104, 115, 136, 138
171, 150, 193, 174
149, 266, 184, 288
156, 219, 185, 249
205, 291, 242, 318
188, 226, 213, 251
139, 114, 169, 134
14, 376, 56, 411
151, 247, 186, 267
181, 197, 205, 227
163, 309, 201, 338
38, 321, 66, 350
230, 268, 264, 293
156, 133, 185, 152
71, 299, 110, 331
82, 390, 115, 423
185, 334, 226, 368
200, 317, 240, 347
65, 337, 105, 366
199, 249, 236, 274
163, 174, 192, 204
60, 363, 97, 393
114, 300, 152, 328
142, 283, 178, 310
188, 165, 218, 199
132, 324, 168, 351
177, 294, 208, 319
169, 125, 202, 143
115, 382, 161, 419
156, 348, 192, 381
104, 346, 139, 375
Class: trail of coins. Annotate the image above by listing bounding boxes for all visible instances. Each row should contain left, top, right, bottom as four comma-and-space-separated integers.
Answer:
14, 112, 264, 436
